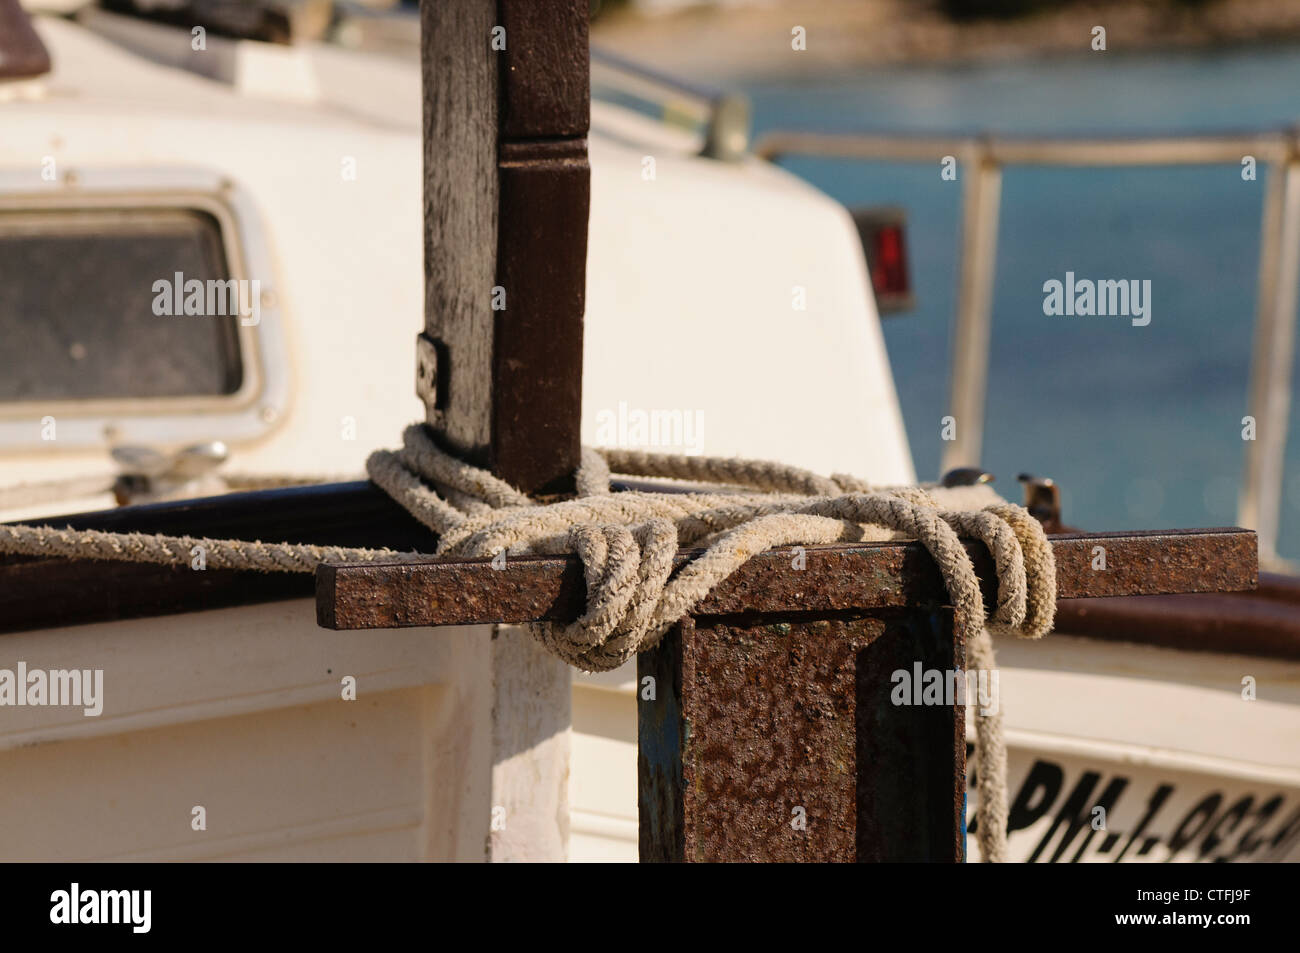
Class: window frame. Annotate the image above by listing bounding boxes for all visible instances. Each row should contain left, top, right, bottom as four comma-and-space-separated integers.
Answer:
0, 167, 289, 450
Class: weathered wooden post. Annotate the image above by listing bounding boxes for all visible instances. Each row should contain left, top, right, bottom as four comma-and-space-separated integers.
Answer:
420, 0, 588, 496
417, 0, 590, 860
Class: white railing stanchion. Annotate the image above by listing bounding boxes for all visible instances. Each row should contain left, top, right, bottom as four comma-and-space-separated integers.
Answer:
1241, 150, 1300, 567
943, 148, 1002, 473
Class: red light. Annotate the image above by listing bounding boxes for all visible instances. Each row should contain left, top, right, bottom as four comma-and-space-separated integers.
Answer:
850, 207, 914, 315
871, 224, 910, 300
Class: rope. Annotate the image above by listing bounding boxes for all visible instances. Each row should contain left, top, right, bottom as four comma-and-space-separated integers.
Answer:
0, 423, 1055, 862
0, 523, 406, 572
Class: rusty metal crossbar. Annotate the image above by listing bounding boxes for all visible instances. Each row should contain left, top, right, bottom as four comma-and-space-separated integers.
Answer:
316, 528, 1256, 630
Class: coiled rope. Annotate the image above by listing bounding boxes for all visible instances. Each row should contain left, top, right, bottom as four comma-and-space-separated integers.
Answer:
0, 422, 1054, 862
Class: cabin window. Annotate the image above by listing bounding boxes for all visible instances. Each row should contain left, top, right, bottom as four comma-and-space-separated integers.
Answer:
0, 207, 244, 402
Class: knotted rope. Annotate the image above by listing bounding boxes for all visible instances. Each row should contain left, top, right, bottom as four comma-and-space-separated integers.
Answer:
0, 423, 1054, 862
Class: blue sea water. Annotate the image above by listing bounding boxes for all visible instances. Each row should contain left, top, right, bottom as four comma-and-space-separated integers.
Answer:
740, 46, 1300, 552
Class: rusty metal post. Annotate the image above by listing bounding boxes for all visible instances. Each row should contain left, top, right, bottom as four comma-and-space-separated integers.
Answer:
639, 610, 964, 862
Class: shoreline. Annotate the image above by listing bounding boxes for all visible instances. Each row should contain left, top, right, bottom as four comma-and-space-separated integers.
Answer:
591, 0, 1300, 82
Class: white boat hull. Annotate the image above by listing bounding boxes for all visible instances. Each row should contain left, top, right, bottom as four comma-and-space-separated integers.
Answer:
4, 601, 1294, 862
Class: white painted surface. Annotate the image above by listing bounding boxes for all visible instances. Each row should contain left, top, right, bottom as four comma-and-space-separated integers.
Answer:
0, 601, 493, 860
486, 627, 571, 862
0, 604, 573, 862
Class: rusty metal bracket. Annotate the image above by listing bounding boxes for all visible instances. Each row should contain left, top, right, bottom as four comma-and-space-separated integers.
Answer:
415, 332, 442, 414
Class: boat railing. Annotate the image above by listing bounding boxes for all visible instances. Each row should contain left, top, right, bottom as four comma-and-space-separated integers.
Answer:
590, 46, 751, 161
755, 128, 1300, 569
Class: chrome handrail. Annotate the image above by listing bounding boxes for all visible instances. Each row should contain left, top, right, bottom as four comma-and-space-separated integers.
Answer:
756, 129, 1300, 567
